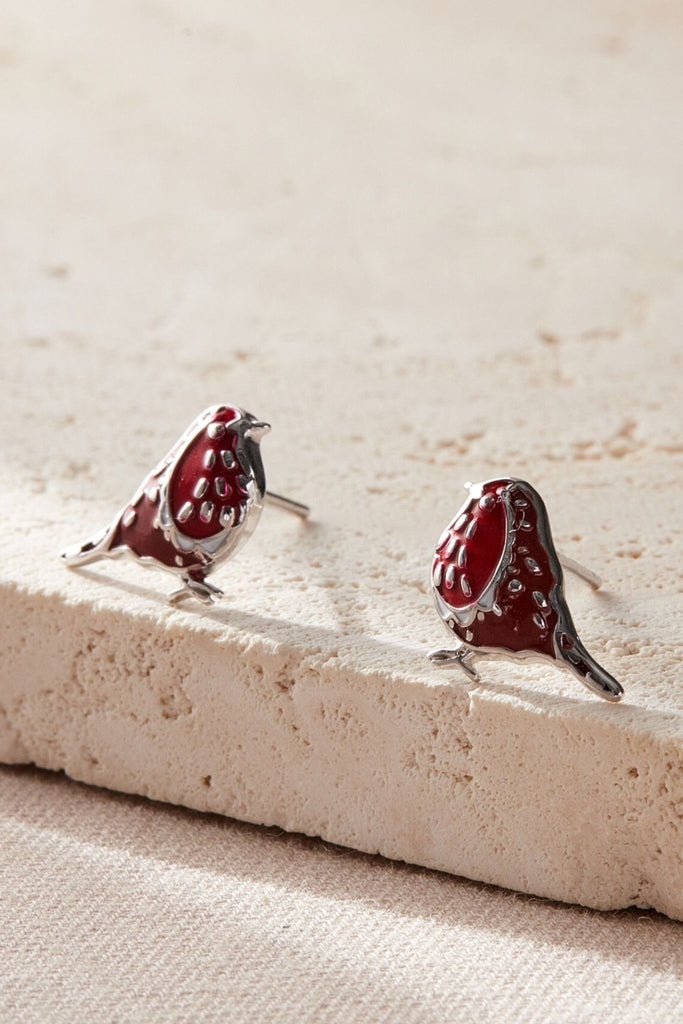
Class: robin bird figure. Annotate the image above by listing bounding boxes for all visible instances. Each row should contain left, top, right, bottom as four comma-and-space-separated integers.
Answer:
61, 404, 276, 604
429, 478, 624, 701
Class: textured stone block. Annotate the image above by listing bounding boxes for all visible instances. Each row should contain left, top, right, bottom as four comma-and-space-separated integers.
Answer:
0, 0, 681, 920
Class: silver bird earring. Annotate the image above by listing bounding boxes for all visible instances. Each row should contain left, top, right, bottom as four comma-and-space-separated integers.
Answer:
429, 477, 624, 702
61, 404, 309, 604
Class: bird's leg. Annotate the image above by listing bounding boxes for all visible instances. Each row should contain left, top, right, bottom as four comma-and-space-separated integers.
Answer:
428, 646, 480, 680
169, 574, 224, 606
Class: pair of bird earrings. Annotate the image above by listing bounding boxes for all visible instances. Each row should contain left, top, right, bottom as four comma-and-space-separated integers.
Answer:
61, 403, 624, 703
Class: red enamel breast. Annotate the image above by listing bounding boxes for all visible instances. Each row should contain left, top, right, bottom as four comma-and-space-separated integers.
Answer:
433, 483, 508, 608
433, 478, 562, 659
168, 407, 249, 540
114, 487, 199, 569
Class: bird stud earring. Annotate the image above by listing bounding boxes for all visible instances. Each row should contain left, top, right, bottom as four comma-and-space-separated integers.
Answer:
429, 478, 624, 702
61, 404, 310, 604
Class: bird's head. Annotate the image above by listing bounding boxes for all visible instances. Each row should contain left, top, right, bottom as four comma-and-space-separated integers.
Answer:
206, 405, 271, 442
464, 477, 537, 510
216, 405, 270, 498
242, 413, 271, 441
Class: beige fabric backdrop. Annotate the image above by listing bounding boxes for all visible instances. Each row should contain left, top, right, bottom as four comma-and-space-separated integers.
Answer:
1, 767, 680, 1024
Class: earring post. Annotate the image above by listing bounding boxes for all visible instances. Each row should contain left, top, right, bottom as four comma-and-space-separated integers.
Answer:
558, 554, 601, 591
264, 491, 311, 519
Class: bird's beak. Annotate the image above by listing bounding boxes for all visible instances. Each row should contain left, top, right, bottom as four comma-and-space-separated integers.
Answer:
246, 420, 271, 440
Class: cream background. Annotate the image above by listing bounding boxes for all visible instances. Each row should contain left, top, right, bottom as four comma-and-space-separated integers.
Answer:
0, 0, 682, 1017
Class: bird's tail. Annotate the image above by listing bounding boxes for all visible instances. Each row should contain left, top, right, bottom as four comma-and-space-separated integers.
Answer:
555, 629, 623, 702
60, 517, 121, 568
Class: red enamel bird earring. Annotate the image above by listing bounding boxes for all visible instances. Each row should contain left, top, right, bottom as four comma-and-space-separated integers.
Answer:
429, 478, 624, 702
61, 404, 309, 604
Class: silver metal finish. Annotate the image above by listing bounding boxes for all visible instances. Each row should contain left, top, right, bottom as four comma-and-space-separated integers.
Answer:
444, 534, 458, 558
428, 478, 624, 702
558, 554, 602, 591
169, 576, 224, 606
263, 491, 310, 519
199, 500, 214, 523
428, 647, 479, 679
219, 506, 234, 529
60, 404, 311, 604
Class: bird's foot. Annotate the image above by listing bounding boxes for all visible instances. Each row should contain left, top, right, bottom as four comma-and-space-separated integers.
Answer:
428, 647, 480, 680
169, 575, 224, 606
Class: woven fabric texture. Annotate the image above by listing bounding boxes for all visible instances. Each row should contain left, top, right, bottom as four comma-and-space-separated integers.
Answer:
1, 767, 680, 1024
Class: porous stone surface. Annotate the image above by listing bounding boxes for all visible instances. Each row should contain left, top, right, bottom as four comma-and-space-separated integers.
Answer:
0, 0, 681, 919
